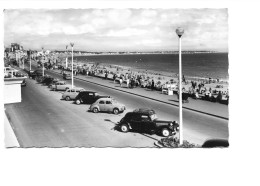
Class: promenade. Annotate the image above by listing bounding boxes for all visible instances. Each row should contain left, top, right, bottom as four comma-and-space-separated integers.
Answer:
50, 68, 229, 119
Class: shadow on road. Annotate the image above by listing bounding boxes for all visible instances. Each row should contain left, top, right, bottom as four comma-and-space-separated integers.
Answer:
140, 133, 159, 141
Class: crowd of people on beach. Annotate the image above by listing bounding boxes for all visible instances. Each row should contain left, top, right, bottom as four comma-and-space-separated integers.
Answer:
56, 61, 229, 105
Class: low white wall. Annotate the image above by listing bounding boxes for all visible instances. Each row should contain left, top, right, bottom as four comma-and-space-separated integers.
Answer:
4, 79, 24, 104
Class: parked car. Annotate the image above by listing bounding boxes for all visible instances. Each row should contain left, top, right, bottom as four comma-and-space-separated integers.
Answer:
201, 139, 229, 148
37, 75, 52, 83
21, 79, 26, 87
51, 81, 71, 91
62, 87, 85, 101
48, 78, 60, 88
42, 77, 54, 86
27, 70, 35, 78
74, 91, 110, 105
89, 97, 126, 114
118, 108, 179, 137
63, 73, 72, 80
30, 70, 43, 79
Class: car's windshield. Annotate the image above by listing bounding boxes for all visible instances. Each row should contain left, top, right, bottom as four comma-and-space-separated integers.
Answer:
150, 114, 158, 121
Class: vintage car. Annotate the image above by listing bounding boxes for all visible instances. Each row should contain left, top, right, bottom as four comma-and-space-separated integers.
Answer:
63, 73, 72, 80
74, 91, 110, 105
48, 78, 60, 88
62, 87, 85, 101
51, 81, 71, 91
89, 97, 126, 114
29, 70, 43, 79
21, 79, 26, 87
118, 108, 179, 137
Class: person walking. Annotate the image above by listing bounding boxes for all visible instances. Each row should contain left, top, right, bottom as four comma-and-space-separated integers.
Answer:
151, 79, 155, 91
113, 74, 117, 83
126, 78, 130, 88
119, 76, 123, 87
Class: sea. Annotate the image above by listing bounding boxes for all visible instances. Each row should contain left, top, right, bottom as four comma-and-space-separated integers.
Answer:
70, 53, 229, 81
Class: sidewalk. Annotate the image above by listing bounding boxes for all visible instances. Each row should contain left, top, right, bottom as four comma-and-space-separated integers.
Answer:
4, 110, 20, 148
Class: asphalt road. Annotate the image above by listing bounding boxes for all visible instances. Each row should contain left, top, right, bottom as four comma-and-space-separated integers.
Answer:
5, 66, 228, 147
48, 70, 229, 143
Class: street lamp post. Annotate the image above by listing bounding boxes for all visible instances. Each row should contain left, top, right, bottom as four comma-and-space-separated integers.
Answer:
176, 27, 184, 145
29, 49, 32, 71
22, 51, 24, 69
70, 43, 74, 88
66, 45, 68, 69
42, 47, 45, 76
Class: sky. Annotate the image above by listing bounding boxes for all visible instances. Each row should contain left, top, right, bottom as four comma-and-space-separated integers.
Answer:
4, 9, 228, 52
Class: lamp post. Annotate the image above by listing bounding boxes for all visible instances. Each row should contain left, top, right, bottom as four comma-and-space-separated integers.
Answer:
66, 45, 68, 69
176, 27, 184, 145
22, 51, 25, 69
29, 49, 32, 71
42, 47, 45, 76
70, 43, 74, 88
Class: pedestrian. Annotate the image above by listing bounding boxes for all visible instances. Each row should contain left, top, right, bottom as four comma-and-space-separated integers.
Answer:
151, 79, 155, 91
126, 78, 130, 88
113, 74, 117, 83
119, 76, 123, 87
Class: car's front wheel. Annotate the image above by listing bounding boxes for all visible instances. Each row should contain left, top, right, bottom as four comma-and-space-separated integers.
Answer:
65, 96, 71, 101
120, 124, 129, 133
75, 99, 81, 105
161, 128, 170, 137
113, 108, 119, 115
93, 107, 99, 113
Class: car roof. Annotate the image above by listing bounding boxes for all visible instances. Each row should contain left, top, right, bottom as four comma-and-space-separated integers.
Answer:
80, 91, 97, 93
69, 87, 84, 90
133, 108, 156, 115
96, 97, 112, 101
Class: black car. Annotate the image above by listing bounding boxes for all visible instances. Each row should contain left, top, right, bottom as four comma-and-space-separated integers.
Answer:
201, 139, 229, 148
21, 79, 26, 87
41, 77, 54, 86
118, 108, 179, 137
47, 78, 60, 88
29, 70, 43, 79
74, 91, 110, 105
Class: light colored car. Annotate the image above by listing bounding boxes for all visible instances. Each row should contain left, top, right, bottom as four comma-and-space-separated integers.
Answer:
89, 97, 126, 114
63, 73, 71, 80
51, 81, 70, 91
62, 87, 85, 101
